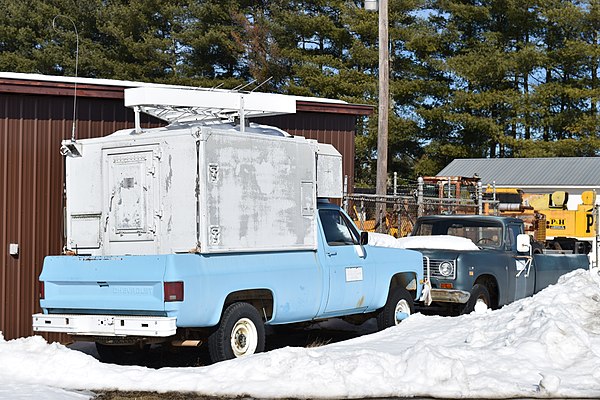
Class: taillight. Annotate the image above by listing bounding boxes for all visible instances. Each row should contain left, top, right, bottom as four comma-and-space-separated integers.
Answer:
39, 281, 45, 300
164, 281, 184, 302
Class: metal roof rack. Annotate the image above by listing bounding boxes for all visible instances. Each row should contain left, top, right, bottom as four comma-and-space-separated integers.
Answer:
124, 87, 297, 133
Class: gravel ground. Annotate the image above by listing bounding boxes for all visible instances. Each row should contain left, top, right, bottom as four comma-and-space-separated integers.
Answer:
94, 391, 246, 400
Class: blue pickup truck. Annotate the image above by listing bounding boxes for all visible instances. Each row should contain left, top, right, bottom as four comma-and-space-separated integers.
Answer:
34, 201, 422, 363
409, 215, 588, 315
32, 97, 423, 364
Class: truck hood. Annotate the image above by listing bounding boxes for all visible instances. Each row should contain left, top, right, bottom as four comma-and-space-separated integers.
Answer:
369, 233, 479, 251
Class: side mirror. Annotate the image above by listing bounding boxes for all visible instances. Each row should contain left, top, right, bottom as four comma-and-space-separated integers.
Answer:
360, 231, 369, 246
516, 234, 531, 253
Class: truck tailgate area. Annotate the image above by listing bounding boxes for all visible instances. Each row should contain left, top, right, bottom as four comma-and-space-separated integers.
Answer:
39, 255, 168, 314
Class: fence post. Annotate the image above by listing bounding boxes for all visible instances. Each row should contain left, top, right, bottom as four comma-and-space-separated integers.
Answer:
343, 175, 348, 212
360, 199, 365, 230
393, 172, 398, 197
477, 181, 483, 215
417, 176, 424, 217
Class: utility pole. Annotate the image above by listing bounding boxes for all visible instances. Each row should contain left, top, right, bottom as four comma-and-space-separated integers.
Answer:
371, 0, 389, 233
365, 0, 389, 232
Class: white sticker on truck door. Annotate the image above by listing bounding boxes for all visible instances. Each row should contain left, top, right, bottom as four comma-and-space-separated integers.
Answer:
345, 267, 363, 282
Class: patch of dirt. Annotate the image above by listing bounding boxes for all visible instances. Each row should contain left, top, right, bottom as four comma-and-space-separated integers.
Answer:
94, 391, 250, 400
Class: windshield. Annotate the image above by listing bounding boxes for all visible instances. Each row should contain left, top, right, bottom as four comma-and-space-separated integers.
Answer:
414, 220, 503, 248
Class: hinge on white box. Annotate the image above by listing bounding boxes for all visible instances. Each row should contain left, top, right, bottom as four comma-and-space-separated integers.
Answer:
208, 164, 219, 183
209, 226, 221, 245
191, 126, 202, 139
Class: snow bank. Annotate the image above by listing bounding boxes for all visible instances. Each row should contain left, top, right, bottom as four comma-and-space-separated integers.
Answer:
369, 232, 480, 251
1, 269, 600, 399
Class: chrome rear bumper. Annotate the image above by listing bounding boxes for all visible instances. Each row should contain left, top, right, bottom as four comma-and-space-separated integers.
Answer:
32, 313, 176, 337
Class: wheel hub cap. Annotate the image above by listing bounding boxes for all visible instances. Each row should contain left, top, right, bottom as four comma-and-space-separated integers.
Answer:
230, 318, 258, 357
395, 299, 411, 325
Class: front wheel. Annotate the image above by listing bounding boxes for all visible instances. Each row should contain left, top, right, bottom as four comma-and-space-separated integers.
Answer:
377, 286, 414, 330
208, 302, 265, 363
461, 284, 491, 315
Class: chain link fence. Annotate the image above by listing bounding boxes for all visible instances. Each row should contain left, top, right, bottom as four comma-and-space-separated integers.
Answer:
344, 178, 499, 237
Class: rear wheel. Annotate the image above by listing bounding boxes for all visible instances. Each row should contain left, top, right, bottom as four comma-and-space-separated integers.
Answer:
208, 302, 265, 363
377, 286, 414, 330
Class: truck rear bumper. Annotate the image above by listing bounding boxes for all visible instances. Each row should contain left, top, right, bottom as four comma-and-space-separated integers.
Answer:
430, 288, 470, 304
32, 313, 176, 337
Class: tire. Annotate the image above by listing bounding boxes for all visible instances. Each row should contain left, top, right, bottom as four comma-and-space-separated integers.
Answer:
461, 283, 491, 315
208, 302, 265, 363
95, 342, 149, 365
376, 286, 414, 330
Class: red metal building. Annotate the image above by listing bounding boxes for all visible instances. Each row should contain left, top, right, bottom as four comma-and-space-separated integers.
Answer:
0, 72, 371, 341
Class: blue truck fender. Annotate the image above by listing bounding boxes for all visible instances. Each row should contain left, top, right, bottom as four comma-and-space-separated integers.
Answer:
366, 246, 423, 311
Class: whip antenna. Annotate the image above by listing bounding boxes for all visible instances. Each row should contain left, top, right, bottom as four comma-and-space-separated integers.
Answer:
52, 15, 79, 143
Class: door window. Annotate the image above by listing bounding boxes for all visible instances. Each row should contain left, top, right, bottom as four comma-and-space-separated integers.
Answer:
506, 224, 522, 251
319, 209, 359, 246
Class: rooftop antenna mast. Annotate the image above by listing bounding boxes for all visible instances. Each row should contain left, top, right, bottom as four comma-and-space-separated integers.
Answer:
250, 76, 273, 92
233, 79, 256, 92
52, 15, 79, 143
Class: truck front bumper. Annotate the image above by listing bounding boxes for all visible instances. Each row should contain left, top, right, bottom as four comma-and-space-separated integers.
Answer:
32, 313, 177, 337
430, 289, 470, 304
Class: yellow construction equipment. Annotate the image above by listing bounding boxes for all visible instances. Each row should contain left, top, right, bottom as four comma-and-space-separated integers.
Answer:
487, 185, 595, 254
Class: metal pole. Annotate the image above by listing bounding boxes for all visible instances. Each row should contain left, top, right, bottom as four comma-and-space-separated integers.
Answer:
134, 106, 141, 133
239, 94, 245, 134
393, 172, 398, 197
343, 175, 349, 212
417, 176, 424, 217
375, 0, 389, 233
477, 181, 483, 215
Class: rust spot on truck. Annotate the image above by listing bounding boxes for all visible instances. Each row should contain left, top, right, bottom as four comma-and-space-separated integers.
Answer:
356, 295, 365, 308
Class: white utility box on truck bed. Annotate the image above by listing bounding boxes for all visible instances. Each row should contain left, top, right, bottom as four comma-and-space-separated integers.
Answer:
66, 123, 341, 255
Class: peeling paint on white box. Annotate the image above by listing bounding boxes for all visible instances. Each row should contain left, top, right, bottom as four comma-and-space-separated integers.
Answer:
64, 123, 342, 256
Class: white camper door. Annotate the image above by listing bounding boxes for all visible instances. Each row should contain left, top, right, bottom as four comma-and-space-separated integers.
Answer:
104, 147, 158, 245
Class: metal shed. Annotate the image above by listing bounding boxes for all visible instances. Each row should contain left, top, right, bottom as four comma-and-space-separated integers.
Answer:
438, 157, 600, 208
0, 72, 372, 340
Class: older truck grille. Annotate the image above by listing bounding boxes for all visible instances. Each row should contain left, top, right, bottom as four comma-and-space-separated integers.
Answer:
423, 257, 456, 280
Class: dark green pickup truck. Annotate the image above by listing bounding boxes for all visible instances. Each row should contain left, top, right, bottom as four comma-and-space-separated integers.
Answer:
411, 215, 589, 314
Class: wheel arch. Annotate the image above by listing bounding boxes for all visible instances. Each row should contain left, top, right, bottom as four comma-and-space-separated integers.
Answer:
473, 274, 499, 309
221, 289, 274, 322
389, 271, 419, 301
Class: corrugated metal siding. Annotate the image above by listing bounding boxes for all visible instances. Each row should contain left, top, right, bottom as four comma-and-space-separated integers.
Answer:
255, 112, 356, 191
438, 157, 600, 187
0, 93, 161, 341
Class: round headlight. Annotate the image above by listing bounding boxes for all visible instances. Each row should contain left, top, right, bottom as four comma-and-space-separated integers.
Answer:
438, 261, 453, 277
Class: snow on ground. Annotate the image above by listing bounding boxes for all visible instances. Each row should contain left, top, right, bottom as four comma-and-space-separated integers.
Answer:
2, 268, 600, 399
369, 232, 480, 251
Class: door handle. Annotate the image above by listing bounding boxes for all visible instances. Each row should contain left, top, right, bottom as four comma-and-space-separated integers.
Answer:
326, 251, 337, 257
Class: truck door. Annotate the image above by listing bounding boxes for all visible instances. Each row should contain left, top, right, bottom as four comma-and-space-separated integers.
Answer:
506, 223, 535, 301
318, 208, 371, 315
